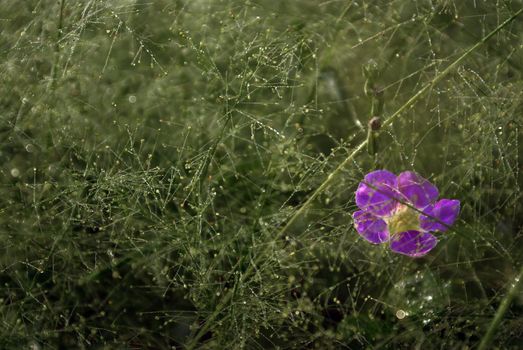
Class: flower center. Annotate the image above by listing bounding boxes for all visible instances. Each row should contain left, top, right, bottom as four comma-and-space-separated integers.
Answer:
387, 204, 420, 235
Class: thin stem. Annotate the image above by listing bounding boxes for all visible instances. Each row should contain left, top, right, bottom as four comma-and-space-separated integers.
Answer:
49, 0, 66, 89
277, 140, 368, 237
478, 265, 523, 350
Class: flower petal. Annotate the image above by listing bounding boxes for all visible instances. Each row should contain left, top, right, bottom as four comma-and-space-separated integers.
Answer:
390, 230, 437, 257
397, 171, 439, 209
353, 210, 389, 244
355, 170, 399, 216
420, 199, 460, 232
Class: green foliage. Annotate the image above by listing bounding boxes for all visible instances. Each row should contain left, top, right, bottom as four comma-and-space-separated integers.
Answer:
1, 0, 522, 348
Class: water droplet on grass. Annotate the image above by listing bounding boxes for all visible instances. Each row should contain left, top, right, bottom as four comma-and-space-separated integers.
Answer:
396, 310, 407, 319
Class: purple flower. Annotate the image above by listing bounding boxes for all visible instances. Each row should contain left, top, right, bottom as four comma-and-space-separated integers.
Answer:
353, 170, 460, 257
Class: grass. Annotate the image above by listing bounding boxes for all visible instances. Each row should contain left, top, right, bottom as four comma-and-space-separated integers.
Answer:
1, 0, 523, 348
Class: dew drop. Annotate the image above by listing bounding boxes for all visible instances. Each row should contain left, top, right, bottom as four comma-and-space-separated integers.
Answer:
10, 168, 20, 178
396, 310, 406, 319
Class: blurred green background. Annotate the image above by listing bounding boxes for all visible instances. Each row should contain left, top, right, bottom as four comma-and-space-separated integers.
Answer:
1, 0, 522, 348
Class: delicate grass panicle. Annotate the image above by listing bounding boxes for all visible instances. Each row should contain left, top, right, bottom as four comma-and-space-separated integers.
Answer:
1, 1, 522, 349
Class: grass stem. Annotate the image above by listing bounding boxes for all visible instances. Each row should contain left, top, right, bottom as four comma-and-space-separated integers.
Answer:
478, 265, 523, 350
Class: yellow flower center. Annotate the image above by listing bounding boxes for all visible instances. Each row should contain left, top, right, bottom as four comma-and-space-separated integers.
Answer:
387, 205, 420, 235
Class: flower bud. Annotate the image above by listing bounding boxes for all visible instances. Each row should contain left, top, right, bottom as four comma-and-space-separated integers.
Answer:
369, 116, 382, 131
